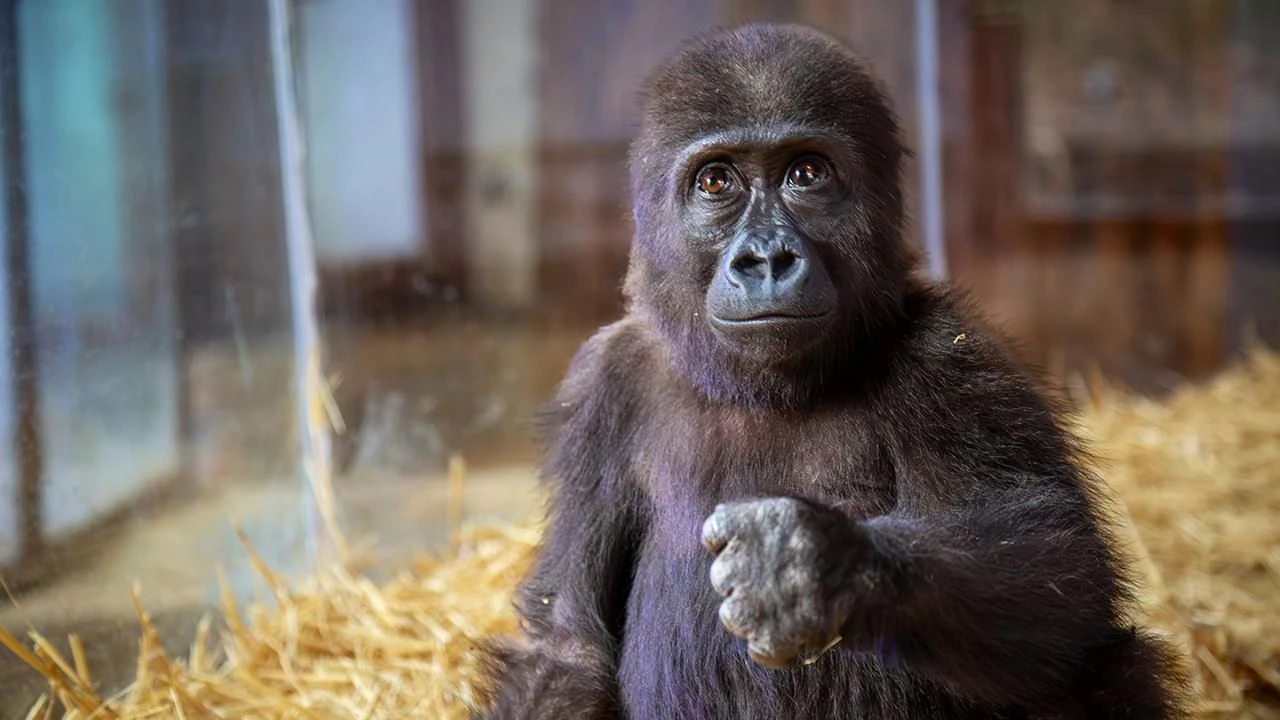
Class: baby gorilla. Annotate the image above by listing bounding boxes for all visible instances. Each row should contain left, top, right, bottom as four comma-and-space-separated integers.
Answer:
478, 22, 1189, 720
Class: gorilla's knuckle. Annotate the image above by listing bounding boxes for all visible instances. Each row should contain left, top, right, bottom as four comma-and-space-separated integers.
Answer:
747, 639, 796, 670
700, 516, 727, 552
709, 557, 739, 595
718, 597, 755, 638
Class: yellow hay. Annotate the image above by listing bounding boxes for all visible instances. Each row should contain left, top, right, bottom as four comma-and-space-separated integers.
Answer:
2, 524, 539, 719
1074, 347, 1280, 717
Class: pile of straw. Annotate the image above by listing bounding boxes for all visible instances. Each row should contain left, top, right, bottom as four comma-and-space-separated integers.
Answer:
0, 524, 540, 719
1074, 347, 1280, 716
3, 349, 1278, 718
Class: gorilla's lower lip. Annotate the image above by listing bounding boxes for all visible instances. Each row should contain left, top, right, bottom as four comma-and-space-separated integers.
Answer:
711, 312, 832, 325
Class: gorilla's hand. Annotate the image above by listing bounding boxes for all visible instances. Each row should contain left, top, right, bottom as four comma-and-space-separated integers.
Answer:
701, 497, 870, 669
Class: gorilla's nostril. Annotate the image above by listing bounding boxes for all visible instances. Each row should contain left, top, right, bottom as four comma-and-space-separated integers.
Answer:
732, 254, 767, 279
773, 252, 797, 278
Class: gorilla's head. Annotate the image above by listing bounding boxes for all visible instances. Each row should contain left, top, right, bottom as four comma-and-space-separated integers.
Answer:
624, 23, 917, 408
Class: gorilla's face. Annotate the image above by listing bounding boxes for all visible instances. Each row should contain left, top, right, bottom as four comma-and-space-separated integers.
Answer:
681, 133, 848, 363
624, 23, 915, 405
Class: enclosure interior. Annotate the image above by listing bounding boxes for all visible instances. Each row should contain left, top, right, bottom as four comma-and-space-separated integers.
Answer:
1, 0, 1278, 709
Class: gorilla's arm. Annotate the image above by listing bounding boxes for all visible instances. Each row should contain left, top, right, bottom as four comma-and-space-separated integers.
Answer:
845, 485, 1123, 704
480, 332, 644, 720
703, 328, 1158, 711
855, 340, 1122, 707
482, 492, 637, 719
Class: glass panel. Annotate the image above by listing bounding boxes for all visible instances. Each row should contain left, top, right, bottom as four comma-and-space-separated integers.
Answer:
21, 0, 179, 538
0, 0, 304, 709
0, 1, 927, 710
5, 0, 1274, 716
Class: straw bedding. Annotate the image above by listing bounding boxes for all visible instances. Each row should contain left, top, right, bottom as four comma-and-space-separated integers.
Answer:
3, 349, 1278, 719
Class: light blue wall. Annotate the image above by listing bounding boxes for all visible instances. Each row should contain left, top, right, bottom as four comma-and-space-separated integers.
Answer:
18, 0, 179, 538
20, 0, 127, 320
298, 0, 425, 266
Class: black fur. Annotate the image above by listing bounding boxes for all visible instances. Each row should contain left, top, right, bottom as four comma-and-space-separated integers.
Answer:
477, 22, 1190, 720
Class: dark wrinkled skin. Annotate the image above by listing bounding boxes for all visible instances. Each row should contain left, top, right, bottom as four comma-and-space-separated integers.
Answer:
701, 497, 874, 670
476, 22, 1190, 720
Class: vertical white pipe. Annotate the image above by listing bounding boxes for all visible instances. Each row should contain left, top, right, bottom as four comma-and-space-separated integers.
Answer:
914, 0, 948, 279
267, 0, 342, 565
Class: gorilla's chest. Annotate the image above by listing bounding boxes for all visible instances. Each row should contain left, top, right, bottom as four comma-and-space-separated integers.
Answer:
616, 416, 901, 717
634, 404, 897, 547
617, 407, 910, 718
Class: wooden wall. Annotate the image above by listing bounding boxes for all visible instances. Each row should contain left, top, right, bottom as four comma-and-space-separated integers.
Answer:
342, 0, 1280, 388
944, 0, 1280, 388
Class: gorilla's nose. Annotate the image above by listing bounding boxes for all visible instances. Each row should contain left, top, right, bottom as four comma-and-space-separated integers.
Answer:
707, 227, 835, 327
727, 230, 809, 296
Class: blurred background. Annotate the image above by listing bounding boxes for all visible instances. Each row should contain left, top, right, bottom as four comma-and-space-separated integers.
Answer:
0, 0, 1277, 710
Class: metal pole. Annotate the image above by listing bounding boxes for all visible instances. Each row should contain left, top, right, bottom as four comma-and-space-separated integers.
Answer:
914, 0, 948, 280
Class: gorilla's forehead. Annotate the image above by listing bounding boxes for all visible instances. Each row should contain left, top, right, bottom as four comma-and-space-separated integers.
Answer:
635, 23, 890, 163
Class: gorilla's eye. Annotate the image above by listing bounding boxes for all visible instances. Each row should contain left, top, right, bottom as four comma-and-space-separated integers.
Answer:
696, 165, 734, 196
786, 157, 830, 188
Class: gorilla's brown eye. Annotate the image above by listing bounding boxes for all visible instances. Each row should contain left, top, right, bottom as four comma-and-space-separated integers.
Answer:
696, 166, 733, 196
787, 157, 830, 188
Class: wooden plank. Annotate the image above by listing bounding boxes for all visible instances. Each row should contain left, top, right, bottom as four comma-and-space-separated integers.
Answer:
1092, 220, 1138, 379
937, 0, 974, 276
460, 0, 539, 311
0, 0, 43, 561
955, 0, 1028, 344
412, 0, 468, 298
969, 7, 1022, 258
1144, 218, 1186, 378
1185, 0, 1229, 377
1224, 2, 1280, 349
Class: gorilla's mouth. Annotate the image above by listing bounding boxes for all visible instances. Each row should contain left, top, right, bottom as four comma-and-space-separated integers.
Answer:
707, 311, 836, 357
710, 311, 831, 326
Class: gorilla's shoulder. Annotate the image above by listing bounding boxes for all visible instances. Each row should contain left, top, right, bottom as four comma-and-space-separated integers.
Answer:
535, 317, 656, 438
895, 280, 1043, 387
564, 316, 658, 390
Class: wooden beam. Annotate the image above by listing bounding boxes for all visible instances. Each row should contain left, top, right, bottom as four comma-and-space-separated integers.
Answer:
0, 0, 45, 560
411, 0, 469, 300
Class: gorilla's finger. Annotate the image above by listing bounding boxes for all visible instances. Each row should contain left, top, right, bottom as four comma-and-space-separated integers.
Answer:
700, 503, 750, 552
748, 640, 797, 670
717, 595, 758, 640
708, 544, 747, 596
